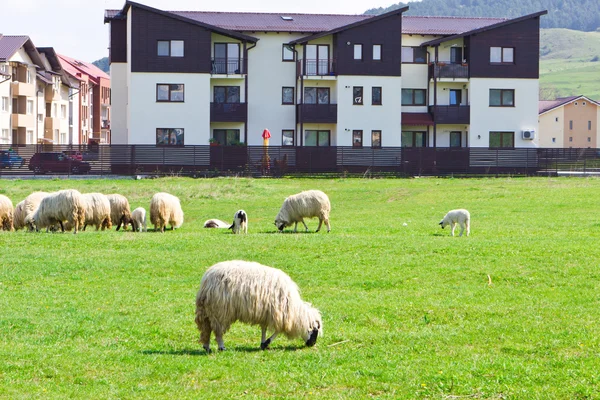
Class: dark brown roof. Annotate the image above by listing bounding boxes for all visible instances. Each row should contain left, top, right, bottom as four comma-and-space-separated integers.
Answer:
403, 16, 506, 35
0, 35, 29, 61
539, 96, 600, 114
402, 112, 434, 126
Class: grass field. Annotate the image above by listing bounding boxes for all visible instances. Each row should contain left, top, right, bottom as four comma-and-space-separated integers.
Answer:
1, 177, 600, 399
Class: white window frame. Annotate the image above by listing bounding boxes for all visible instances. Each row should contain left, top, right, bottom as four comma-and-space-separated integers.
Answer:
490, 46, 514, 63
353, 44, 363, 60
1, 97, 8, 112
27, 100, 34, 115
373, 44, 381, 61
1, 129, 9, 143
27, 130, 34, 144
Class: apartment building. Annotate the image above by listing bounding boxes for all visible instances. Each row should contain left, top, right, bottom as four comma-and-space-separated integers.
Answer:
104, 1, 546, 150
538, 95, 600, 148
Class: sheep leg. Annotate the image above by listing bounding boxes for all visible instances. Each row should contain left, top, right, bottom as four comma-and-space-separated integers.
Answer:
293, 222, 298, 232
459, 223, 464, 237
325, 219, 331, 233
450, 222, 456, 236
466, 222, 470, 237
59, 221, 65, 233
316, 219, 323, 232
261, 332, 279, 350
200, 319, 212, 353
215, 331, 226, 351
300, 219, 308, 232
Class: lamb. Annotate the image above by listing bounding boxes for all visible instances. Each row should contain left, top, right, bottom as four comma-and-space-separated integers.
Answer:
81, 193, 112, 231
13, 200, 25, 230
131, 207, 147, 232
195, 260, 322, 352
0, 194, 14, 231
439, 209, 470, 237
150, 192, 184, 232
28, 189, 85, 234
106, 194, 133, 231
230, 210, 248, 234
203, 219, 230, 229
274, 190, 331, 233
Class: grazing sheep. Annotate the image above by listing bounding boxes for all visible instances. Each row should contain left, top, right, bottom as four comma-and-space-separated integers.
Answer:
0, 194, 14, 231
195, 260, 322, 352
28, 189, 85, 234
439, 209, 470, 237
230, 210, 248, 234
13, 200, 25, 231
106, 194, 132, 231
81, 193, 112, 231
203, 219, 230, 229
20, 192, 50, 231
150, 192, 184, 232
131, 207, 147, 232
274, 190, 331, 233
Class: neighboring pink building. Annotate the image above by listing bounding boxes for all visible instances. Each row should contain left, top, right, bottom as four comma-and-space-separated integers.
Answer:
58, 54, 111, 144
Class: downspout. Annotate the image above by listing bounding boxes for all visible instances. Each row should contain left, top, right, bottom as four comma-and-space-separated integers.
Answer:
288, 44, 299, 147
300, 43, 306, 147
69, 87, 80, 146
244, 41, 257, 145
35, 87, 43, 145
433, 45, 439, 148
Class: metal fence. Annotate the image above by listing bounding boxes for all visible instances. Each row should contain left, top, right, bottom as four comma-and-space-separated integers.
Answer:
1, 144, 599, 178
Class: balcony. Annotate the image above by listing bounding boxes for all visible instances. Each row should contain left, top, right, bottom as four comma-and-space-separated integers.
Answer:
297, 59, 337, 78
210, 102, 247, 122
101, 119, 110, 130
211, 58, 245, 75
45, 89, 60, 102
44, 117, 60, 132
297, 104, 337, 124
12, 113, 34, 128
11, 81, 35, 97
429, 62, 469, 80
429, 105, 470, 125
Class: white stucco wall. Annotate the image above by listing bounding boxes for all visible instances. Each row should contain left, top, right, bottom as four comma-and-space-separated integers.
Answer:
470, 78, 539, 148
538, 108, 564, 147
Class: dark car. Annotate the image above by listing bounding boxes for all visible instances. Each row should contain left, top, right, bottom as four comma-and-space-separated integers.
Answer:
0, 150, 25, 168
62, 150, 83, 161
28, 152, 91, 174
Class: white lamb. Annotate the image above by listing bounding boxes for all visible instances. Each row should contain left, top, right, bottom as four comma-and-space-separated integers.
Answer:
203, 219, 230, 229
0, 194, 14, 231
230, 210, 248, 234
150, 192, 184, 232
20, 192, 49, 231
131, 207, 147, 232
274, 190, 331, 233
439, 209, 471, 237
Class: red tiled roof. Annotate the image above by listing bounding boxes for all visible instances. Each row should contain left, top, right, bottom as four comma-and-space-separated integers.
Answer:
57, 54, 110, 83
402, 112, 434, 126
0, 35, 30, 61
403, 16, 506, 35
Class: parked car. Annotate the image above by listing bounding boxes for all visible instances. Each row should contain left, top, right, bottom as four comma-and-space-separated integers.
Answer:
28, 152, 91, 174
63, 150, 83, 161
0, 150, 24, 168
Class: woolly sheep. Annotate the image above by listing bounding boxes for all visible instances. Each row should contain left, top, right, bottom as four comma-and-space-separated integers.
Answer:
28, 189, 85, 234
195, 260, 322, 352
230, 210, 248, 234
131, 207, 147, 232
19, 192, 50, 231
0, 194, 14, 231
150, 192, 184, 232
274, 190, 331, 233
203, 219, 230, 229
13, 200, 25, 231
106, 194, 133, 231
439, 209, 470, 237
81, 193, 112, 231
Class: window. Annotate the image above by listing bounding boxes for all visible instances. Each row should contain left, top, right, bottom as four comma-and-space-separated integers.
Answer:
213, 43, 241, 74
489, 89, 514, 107
489, 131, 514, 148
373, 45, 381, 61
1, 97, 8, 112
213, 86, 240, 103
402, 46, 427, 63
1, 129, 9, 143
157, 84, 185, 102
26, 70, 32, 83
552, 138, 556, 143
61, 105, 66, 119
372, 87, 382, 105
305, 44, 330, 75
449, 89, 462, 106
450, 47, 463, 64
212, 129, 240, 146
352, 130, 363, 148
401, 131, 426, 147
53, 129, 59, 143
37, 114, 43, 122
282, 130, 294, 146
26, 130, 34, 144
282, 45, 294, 61
27, 100, 34, 115
304, 87, 330, 104
282, 87, 295, 105
157, 40, 184, 57
589, 121, 592, 130
354, 44, 363, 60
569, 137, 573, 142
53, 103, 58, 117
490, 47, 514, 63
450, 131, 462, 147
156, 128, 184, 146
569, 120, 573, 130
588, 137, 591, 142
60, 132, 67, 144
305, 130, 330, 146
555, 117, 559, 122
353, 87, 363, 105
371, 130, 381, 148
402, 89, 426, 106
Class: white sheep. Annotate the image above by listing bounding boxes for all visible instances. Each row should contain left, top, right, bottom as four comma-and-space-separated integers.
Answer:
230, 210, 248, 234
13, 200, 25, 231
21, 192, 50, 231
274, 190, 331, 233
28, 189, 85, 234
106, 194, 132, 231
203, 219, 230, 229
0, 194, 14, 231
195, 260, 322, 352
150, 192, 184, 232
439, 209, 471, 237
81, 193, 112, 231
131, 207, 147, 232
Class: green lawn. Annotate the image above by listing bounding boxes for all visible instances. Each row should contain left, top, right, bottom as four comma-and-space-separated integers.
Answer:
1, 177, 600, 399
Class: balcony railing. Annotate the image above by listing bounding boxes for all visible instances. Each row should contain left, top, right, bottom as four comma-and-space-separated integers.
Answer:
430, 62, 469, 79
297, 59, 337, 77
210, 102, 248, 122
101, 119, 110, 130
211, 58, 245, 75
296, 104, 337, 123
429, 105, 470, 124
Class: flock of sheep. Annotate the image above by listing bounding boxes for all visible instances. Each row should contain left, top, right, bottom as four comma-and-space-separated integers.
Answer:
0, 187, 468, 351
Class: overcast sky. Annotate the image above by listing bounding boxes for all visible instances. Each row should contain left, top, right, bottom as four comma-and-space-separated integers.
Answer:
0, 0, 401, 63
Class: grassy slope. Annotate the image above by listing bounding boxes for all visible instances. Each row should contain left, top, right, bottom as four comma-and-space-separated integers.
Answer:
1, 177, 600, 399
540, 29, 600, 99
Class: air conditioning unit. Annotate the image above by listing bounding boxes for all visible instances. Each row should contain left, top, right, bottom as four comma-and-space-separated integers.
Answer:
522, 129, 536, 140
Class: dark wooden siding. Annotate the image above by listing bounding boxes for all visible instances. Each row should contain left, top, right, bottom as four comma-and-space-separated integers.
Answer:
334, 14, 402, 76
469, 17, 541, 79
131, 6, 212, 73
109, 19, 127, 64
